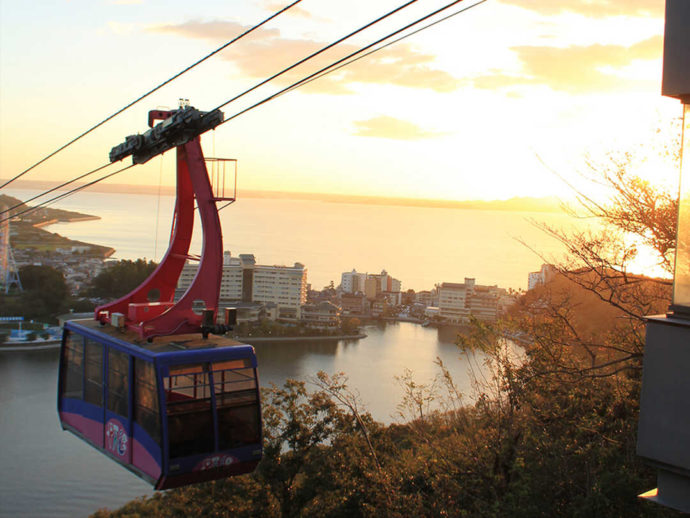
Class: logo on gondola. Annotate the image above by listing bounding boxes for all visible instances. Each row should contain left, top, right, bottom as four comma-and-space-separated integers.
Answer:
105, 419, 128, 458
195, 454, 237, 471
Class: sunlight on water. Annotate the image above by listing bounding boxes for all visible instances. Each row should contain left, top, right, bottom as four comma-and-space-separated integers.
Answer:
8, 189, 588, 291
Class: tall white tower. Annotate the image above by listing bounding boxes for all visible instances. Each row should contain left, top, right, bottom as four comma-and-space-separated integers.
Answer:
0, 204, 22, 294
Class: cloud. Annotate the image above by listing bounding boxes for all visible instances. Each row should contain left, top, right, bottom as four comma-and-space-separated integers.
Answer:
472, 35, 663, 93
339, 46, 460, 93
352, 116, 445, 140
147, 21, 459, 94
151, 20, 280, 42
110, 0, 143, 4
262, 1, 314, 19
108, 21, 138, 35
497, 0, 663, 18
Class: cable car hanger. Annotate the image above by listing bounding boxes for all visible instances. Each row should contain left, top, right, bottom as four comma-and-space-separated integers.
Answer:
58, 102, 262, 490
97, 100, 232, 341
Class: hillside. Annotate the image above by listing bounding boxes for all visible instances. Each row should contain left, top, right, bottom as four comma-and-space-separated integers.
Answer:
1, 194, 113, 256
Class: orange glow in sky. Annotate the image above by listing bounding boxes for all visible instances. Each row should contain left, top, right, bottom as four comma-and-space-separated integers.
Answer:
0, 0, 681, 202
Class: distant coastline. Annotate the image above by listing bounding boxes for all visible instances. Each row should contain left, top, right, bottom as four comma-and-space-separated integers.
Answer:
236, 333, 367, 344
0, 194, 114, 258
32, 215, 100, 228
4, 180, 567, 214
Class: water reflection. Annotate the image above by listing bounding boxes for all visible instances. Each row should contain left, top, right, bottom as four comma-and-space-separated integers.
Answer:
252, 322, 479, 422
253, 340, 339, 382
436, 325, 466, 344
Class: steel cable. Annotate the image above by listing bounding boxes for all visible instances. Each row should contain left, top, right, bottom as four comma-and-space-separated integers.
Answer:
0, 0, 303, 190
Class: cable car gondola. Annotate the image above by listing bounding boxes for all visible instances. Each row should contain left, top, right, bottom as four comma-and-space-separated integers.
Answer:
57, 104, 261, 489
59, 319, 262, 489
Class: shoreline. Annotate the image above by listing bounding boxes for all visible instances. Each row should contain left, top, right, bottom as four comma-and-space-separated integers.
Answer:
0, 333, 369, 351
40, 215, 101, 227
235, 333, 367, 344
0, 340, 61, 352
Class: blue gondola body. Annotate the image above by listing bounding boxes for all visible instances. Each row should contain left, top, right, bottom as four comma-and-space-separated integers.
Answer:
58, 319, 262, 490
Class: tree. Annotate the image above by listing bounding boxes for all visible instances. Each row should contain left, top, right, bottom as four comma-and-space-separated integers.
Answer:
341, 317, 361, 334
514, 143, 679, 380
0, 265, 69, 320
451, 137, 684, 516
20, 264, 68, 305
86, 259, 157, 299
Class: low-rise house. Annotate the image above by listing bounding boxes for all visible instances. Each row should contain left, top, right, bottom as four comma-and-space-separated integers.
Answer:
371, 297, 388, 318
340, 292, 369, 316
301, 301, 341, 328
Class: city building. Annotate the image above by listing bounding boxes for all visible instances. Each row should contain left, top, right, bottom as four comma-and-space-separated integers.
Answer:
381, 291, 402, 306
341, 268, 402, 302
177, 251, 307, 316
340, 292, 369, 316
371, 297, 389, 318
364, 276, 378, 301
301, 301, 341, 328
341, 269, 368, 293
438, 278, 507, 324
416, 290, 432, 306
528, 264, 556, 290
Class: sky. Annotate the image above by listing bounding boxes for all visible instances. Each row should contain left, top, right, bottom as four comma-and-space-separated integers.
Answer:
0, 0, 683, 202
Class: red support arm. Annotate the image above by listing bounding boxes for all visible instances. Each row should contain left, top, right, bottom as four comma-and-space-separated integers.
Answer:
95, 135, 224, 340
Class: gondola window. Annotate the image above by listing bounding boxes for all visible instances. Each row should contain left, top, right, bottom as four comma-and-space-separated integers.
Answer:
165, 364, 214, 458
134, 358, 161, 444
60, 331, 83, 400
107, 349, 129, 417
84, 340, 104, 406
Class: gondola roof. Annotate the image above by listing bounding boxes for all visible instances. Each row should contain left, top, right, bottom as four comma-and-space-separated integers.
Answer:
66, 318, 249, 354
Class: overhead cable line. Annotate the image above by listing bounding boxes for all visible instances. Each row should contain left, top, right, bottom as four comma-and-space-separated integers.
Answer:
207, 0, 420, 115
0, 0, 303, 191
4, 0, 422, 218
0, 162, 112, 216
212, 0, 473, 129
283, 0, 487, 96
0, 165, 136, 225
4, 0, 485, 222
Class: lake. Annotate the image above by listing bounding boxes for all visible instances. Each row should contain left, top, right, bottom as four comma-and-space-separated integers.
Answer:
7, 188, 579, 291
0, 322, 485, 518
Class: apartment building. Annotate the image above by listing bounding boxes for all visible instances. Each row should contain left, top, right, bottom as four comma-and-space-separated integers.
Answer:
438, 278, 507, 324
177, 251, 307, 314
528, 264, 556, 290
341, 268, 402, 301
341, 269, 368, 293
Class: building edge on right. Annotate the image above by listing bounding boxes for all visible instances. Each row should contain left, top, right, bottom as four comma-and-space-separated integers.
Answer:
636, 0, 690, 512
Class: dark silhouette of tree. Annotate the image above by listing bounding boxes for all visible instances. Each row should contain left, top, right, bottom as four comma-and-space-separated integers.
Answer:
86, 259, 157, 299
0, 265, 69, 320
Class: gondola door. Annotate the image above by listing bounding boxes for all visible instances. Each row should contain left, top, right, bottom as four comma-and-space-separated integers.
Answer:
84, 338, 105, 448
104, 347, 132, 465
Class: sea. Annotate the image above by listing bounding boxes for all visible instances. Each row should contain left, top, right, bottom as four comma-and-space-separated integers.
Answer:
0, 189, 584, 517
7, 188, 581, 291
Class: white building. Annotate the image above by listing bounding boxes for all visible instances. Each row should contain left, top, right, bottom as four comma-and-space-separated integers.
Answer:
340, 268, 402, 299
178, 251, 307, 314
528, 264, 556, 290
438, 278, 507, 324
341, 269, 368, 293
